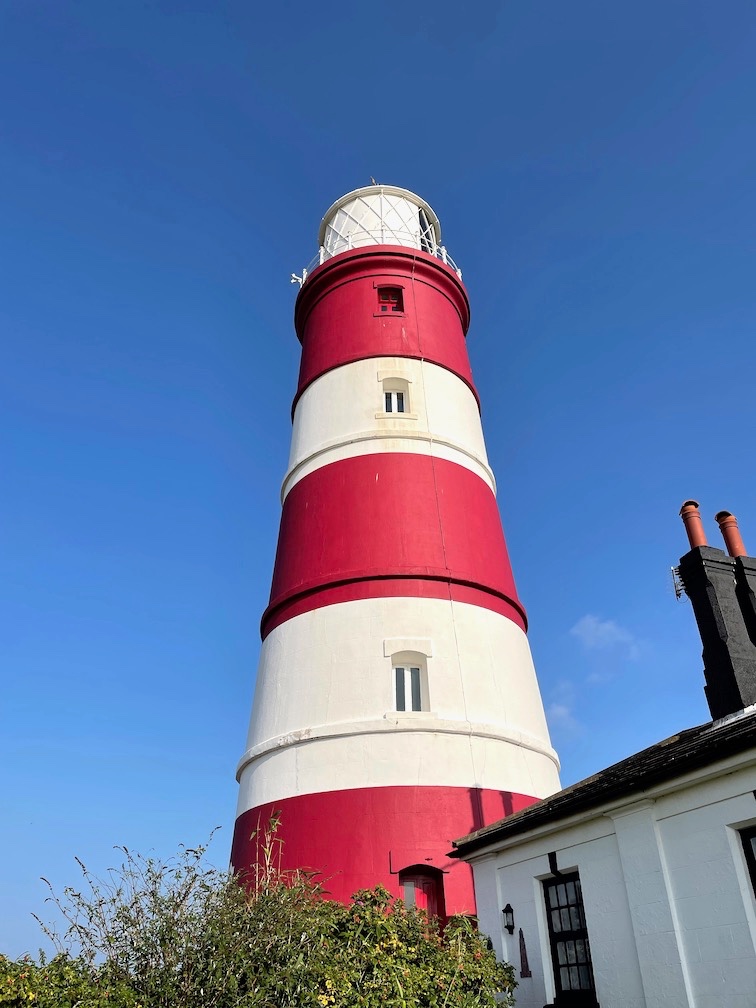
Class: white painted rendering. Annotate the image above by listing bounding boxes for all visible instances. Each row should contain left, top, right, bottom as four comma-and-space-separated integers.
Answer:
383, 637, 433, 657
285, 357, 494, 498
464, 746, 756, 1008
236, 596, 560, 812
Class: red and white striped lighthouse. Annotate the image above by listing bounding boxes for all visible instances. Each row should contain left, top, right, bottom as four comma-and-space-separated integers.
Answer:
231, 185, 560, 915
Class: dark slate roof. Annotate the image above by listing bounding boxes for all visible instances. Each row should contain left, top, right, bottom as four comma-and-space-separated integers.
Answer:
451, 706, 756, 859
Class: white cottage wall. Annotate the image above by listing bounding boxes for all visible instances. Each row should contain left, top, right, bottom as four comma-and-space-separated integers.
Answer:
466, 751, 756, 1008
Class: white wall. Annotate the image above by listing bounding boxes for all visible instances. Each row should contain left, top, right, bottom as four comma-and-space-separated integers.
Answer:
466, 755, 756, 1008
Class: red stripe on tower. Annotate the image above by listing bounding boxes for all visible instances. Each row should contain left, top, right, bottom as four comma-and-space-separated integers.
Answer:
262, 454, 527, 637
232, 185, 560, 916
293, 246, 477, 409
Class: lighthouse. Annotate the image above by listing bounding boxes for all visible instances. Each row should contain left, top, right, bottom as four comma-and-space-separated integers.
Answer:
231, 185, 560, 915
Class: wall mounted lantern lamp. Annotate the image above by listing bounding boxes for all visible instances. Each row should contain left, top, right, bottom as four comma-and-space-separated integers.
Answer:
502, 903, 515, 935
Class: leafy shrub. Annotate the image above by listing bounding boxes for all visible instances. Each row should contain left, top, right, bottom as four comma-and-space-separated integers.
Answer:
1, 833, 515, 1007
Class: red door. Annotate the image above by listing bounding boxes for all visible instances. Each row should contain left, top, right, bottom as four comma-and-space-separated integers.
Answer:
400, 869, 446, 919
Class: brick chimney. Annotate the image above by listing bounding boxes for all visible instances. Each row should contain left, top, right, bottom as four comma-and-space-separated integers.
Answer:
677, 502, 756, 719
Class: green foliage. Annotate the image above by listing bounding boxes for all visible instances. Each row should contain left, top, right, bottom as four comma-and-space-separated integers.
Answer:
0, 952, 136, 1008
308, 887, 516, 1008
2, 832, 515, 1007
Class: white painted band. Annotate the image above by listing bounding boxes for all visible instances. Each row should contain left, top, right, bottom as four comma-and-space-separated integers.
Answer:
286, 357, 494, 498
236, 715, 559, 781
239, 596, 560, 810
235, 726, 561, 811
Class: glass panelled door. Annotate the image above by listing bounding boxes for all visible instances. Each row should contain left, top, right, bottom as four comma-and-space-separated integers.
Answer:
542, 873, 599, 1007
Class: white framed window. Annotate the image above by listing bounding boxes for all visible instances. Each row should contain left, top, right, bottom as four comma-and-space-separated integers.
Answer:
388, 648, 430, 713
395, 665, 422, 711
385, 390, 405, 413
542, 872, 599, 1006
378, 376, 413, 419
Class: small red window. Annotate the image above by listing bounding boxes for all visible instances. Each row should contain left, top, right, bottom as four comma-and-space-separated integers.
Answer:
378, 287, 403, 313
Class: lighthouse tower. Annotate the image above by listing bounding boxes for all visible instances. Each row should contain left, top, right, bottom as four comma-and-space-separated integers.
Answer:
232, 186, 560, 915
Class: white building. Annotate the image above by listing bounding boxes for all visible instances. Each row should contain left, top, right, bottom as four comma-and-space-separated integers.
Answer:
453, 504, 756, 1008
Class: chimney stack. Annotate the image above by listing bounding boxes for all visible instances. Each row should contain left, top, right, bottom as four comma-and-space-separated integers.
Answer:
677, 502, 756, 719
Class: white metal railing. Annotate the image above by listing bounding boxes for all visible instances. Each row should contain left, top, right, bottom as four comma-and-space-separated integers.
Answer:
290, 235, 462, 287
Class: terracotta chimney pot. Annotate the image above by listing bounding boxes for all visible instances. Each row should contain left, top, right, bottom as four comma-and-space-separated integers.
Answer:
679, 500, 707, 549
714, 511, 747, 558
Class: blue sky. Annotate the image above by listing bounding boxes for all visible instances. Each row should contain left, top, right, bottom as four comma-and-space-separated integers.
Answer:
3, 0, 756, 956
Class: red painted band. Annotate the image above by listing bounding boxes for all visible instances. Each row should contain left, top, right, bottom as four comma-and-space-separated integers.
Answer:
261, 576, 526, 638
231, 785, 537, 916
294, 247, 478, 406
264, 454, 526, 637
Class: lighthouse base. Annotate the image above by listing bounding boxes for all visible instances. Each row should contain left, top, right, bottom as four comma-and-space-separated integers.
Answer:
231, 785, 537, 915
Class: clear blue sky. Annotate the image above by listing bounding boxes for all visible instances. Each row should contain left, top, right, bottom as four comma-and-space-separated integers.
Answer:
3, 0, 756, 957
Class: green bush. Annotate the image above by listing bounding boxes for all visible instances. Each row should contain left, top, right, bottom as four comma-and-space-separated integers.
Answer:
2, 834, 515, 1007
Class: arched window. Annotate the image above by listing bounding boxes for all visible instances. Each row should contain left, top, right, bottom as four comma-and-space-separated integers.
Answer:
379, 376, 411, 417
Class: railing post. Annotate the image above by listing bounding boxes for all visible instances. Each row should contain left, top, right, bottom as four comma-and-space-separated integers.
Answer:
441, 246, 448, 264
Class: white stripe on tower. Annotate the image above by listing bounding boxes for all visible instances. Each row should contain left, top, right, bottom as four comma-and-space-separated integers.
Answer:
283, 357, 496, 498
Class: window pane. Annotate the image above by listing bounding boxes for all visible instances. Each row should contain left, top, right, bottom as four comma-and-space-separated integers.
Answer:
419, 209, 434, 254
385, 392, 392, 412
395, 667, 405, 711
396, 391, 405, 413
378, 287, 403, 311
543, 872, 596, 1000
410, 667, 421, 710
402, 881, 416, 907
